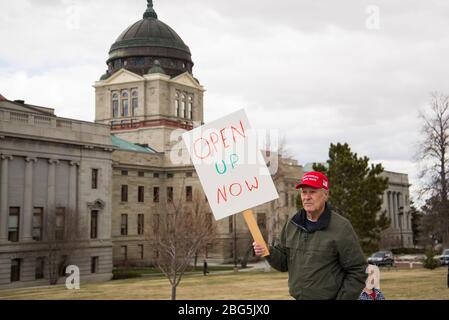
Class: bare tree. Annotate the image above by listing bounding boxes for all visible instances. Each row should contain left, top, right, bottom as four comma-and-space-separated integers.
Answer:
266, 136, 294, 246
417, 92, 449, 246
154, 185, 216, 300
44, 207, 80, 285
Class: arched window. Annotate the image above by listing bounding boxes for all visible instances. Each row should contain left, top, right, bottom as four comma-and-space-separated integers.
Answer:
181, 94, 186, 118
175, 91, 180, 117
121, 91, 129, 117
112, 92, 119, 118
131, 90, 138, 116
188, 95, 193, 119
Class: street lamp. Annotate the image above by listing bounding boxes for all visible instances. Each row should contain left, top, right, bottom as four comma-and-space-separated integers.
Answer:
398, 206, 404, 248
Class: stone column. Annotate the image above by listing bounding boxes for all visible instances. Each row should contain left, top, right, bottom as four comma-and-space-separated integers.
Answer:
46, 159, 59, 241
385, 191, 391, 226
21, 157, 37, 241
0, 155, 13, 242
392, 192, 397, 229
69, 161, 79, 238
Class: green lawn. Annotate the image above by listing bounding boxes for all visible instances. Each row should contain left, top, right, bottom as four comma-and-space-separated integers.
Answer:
113, 265, 235, 278
0, 267, 448, 300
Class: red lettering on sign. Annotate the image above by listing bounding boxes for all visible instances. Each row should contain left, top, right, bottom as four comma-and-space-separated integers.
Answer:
220, 128, 230, 149
231, 120, 246, 143
193, 137, 211, 160
216, 176, 261, 205
209, 131, 219, 152
217, 185, 227, 204
245, 177, 259, 191
229, 183, 243, 196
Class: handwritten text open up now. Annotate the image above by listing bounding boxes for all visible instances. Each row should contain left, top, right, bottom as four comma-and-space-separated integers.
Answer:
182, 109, 279, 220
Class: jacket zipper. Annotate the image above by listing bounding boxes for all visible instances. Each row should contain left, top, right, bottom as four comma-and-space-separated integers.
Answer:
298, 225, 308, 242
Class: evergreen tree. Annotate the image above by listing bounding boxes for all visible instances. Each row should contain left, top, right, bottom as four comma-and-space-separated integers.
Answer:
313, 143, 390, 254
409, 202, 421, 246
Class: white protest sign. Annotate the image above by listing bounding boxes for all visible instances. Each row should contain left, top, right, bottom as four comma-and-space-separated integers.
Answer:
182, 109, 279, 220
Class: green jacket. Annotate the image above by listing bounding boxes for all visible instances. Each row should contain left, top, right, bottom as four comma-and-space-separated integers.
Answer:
266, 203, 367, 300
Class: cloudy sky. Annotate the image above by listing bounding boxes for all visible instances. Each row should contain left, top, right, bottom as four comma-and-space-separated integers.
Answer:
2, 0, 449, 203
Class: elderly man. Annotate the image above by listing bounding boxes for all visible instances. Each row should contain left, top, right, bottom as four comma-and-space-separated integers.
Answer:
253, 171, 367, 300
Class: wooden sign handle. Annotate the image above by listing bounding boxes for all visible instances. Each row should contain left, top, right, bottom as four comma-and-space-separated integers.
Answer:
243, 209, 270, 257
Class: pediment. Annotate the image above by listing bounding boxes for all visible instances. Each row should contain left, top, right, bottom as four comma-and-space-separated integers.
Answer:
170, 72, 205, 91
102, 69, 144, 85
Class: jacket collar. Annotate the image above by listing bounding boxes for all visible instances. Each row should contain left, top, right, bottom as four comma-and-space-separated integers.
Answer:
290, 202, 332, 232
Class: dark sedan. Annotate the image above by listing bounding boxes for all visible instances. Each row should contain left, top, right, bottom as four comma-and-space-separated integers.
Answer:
367, 251, 394, 267
439, 249, 449, 266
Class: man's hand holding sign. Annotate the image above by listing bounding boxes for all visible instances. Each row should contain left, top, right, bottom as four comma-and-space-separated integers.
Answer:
182, 109, 278, 257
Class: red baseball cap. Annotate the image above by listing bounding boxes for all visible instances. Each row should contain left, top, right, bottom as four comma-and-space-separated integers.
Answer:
295, 171, 329, 190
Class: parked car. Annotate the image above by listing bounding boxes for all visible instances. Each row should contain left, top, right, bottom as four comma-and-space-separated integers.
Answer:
439, 249, 449, 266
367, 251, 395, 266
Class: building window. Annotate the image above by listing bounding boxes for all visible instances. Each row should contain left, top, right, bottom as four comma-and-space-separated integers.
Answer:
121, 246, 127, 261
138, 186, 145, 202
121, 214, 128, 236
112, 92, 119, 118
229, 216, 233, 234
121, 91, 129, 117
91, 168, 98, 189
175, 91, 181, 117
121, 185, 128, 202
58, 255, 68, 277
153, 187, 160, 203
138, 171, 145, 177
11, 259, 21, 282
181, 94, 186, 118
186, 186, 193, 202
138, 214, 144, 235
188, 95, 193, 119
257, 213, 267, 231
121, 170, 128, 176
8, 207, 20, 242
131, 90, 138, 116
91, 257, 99, 274
55, 207, 65, 240
91, 210, 98, 239
153, 214, 160, 234
138, 244, 144, 260
186, 172, 193, 177
285, 193, 289, 207
167, 173, 174, 178
32, 207, 43, 241
153, 173, 160, 178
167, 187, 174, 203
35, 257, 45, 280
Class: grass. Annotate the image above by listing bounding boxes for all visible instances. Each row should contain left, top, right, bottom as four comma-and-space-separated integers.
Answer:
112, 266, 236, 280
0, 267, 448, 300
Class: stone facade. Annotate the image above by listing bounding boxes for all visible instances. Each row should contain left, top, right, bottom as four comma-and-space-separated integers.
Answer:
94, 70, 205, 154
379, 171, 413, 249
0, 100, 114, 289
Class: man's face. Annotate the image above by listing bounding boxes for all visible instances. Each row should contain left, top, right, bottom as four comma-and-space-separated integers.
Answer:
300, 186, 328, 214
